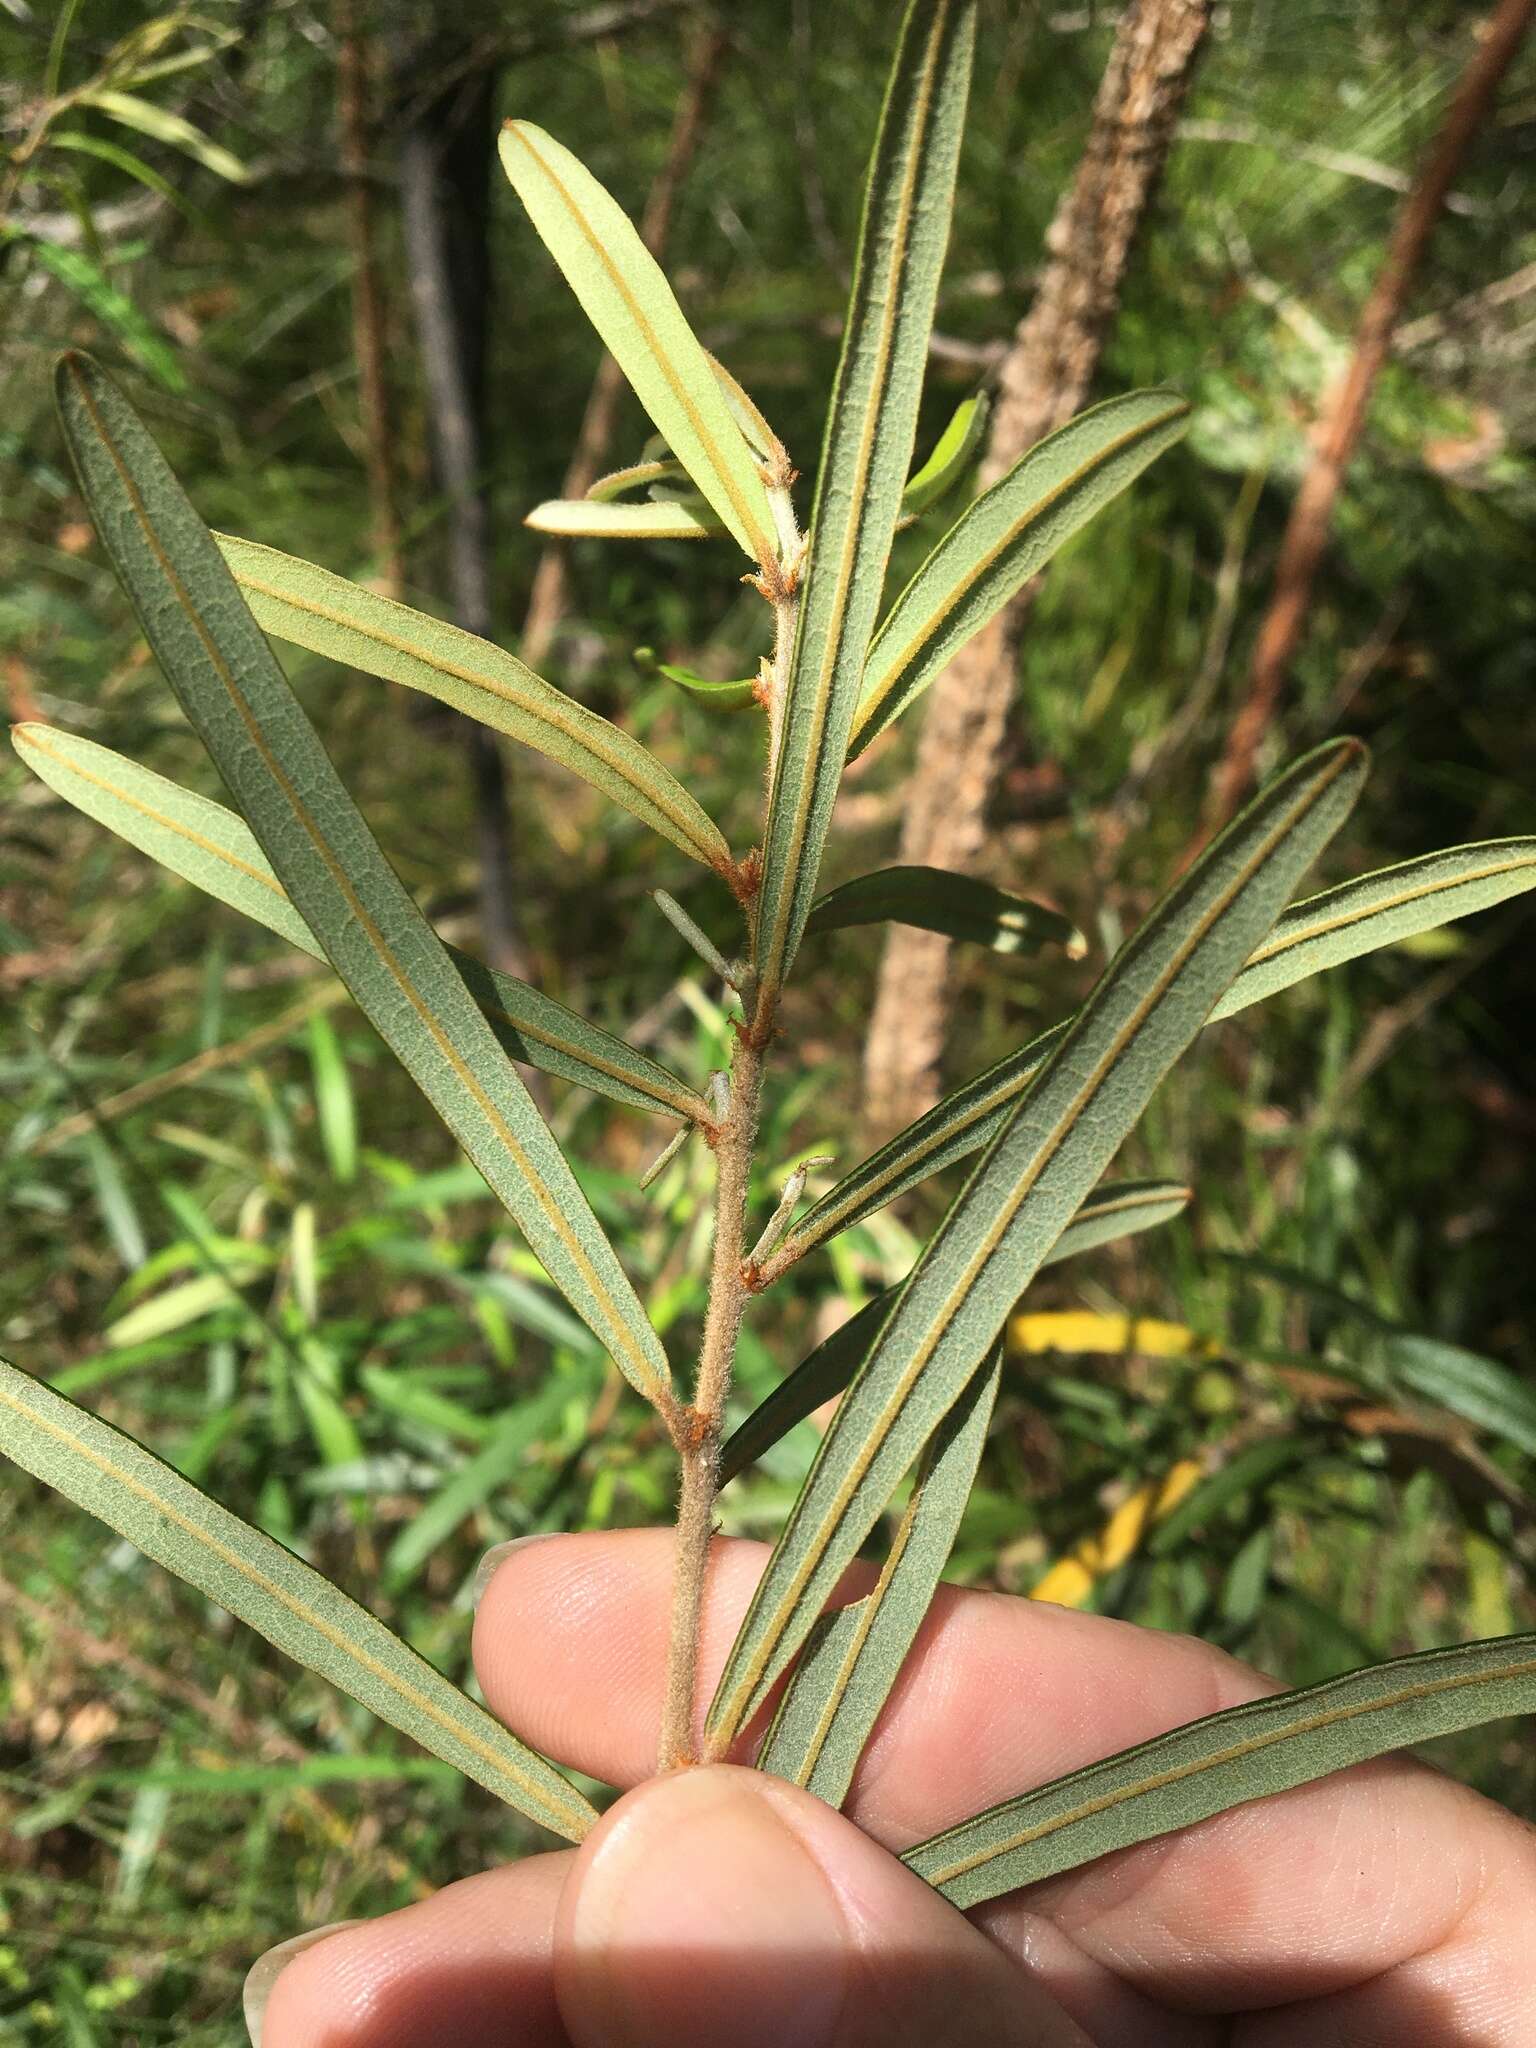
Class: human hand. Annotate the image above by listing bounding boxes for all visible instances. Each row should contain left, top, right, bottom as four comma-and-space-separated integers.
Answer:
248, 1529, 1536, 2046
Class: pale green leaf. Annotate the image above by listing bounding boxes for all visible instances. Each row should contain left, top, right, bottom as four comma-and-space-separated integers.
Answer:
80, 88, 248, 183
585, 458, 689, 501
707, 354, 782, 464
215, 535, 732, 877
1386, 1336, 1536, 1461
15, 235, 185, 393
498, 121, 776, 564
11, 723, 705, 1126
0, 1356, 595, 1842
806, 864, 1085, 958
636, 649, 759, 711
726, 1181, 1189, 1482
899, 391, 988, 521
904, 1632, 1536, 1909
754, 0, 977, 1001
850, 390, 1190, 759
58, 354, 672, 1410
758, 1348, 999, 1803
708, 742, 1364, 1746
523, 497, 724, 542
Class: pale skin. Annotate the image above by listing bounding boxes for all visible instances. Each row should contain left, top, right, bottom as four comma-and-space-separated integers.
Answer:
254, 1530, 1536, 2047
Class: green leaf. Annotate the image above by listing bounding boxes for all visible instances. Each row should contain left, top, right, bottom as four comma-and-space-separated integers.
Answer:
585, 458, 690, 501
899, 391, 988, 520
1386, 1335, 1536, 1461
806, 864, 1086, 959
215, 535, 732, 878
58, 355, 672, 1411
636, 648, 760, 711
1146, 1437, 1310, 1557
754, 0, 977, 1001
498, 122, 776, 565
708, 741, 1364, 1746
0, 1356, 595, 1842
79, 88, 249, 184
307, 1011, 357, 1184
778, 834, 1533, 1273
523, 497, 725, 542
850, 389, 1189, 759
1209, 837, 1536, 1021
14, 235, 185, 393
11, 723, 706, 1126
758, 1348, 999, 1803
47, 129, 190, 214
904, 1632, 1536, 1909
725, 1181, 1189, 1483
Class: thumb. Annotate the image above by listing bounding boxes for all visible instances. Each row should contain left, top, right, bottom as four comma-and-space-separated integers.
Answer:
553, 1763, 1088, 2048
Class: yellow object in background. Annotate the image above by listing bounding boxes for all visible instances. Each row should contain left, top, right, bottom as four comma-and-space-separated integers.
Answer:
1030, 1458, 1204, 1608
1010, 1310, 1217, 1360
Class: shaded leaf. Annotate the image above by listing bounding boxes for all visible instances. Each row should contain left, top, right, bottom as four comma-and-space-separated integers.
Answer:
754, 0, 977, 1000
806, 864, 1085, 958
636, 649, 759, 711
498, 121, 776, 563
1386, 1336, 1536, 1462
216, 535, 732, 876
0, 1357, 595, 1842
709, 743, 1364, 1744
15, 235, 185, 392
80, 88, 248, 183
904, 1632, 1536, 1909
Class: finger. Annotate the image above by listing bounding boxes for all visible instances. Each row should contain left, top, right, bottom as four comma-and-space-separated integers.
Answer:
552, 1764, 1090, 2048
253, 1853, 572, 2048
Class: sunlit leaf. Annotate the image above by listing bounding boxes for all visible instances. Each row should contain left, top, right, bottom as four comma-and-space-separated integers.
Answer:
709, 743, 1363, 1745
215, 535, 733, 877
0, 1357, 596, 1842
899, 391, 988, 521
498, 121, 776, 564
1386, 1336, 1536, 1461
758, 1348, 999, 1803
754, 0, 977, 1001
80, 88, 248, 183
1030, 1457, 1204, 1609
636, 649, 760, 711
58, 355, 672, 1410
850, 389, 1189, 758
15, 235, 185, 392
12, 723, 706, 1126
523, 496, 725, 542
806, 864, 1085, 958
904, 1632, 1536, 1908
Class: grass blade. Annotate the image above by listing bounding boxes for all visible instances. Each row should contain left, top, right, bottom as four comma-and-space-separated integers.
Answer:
904, 1633, 1536, 1909
754, 0, 977, 1000
775, 834, 1532, 1273
216, 535, 733, 878
498, 122, 776, 565
12, 723, 706, 1126
899, 391, 988, 521
726, 1181, 1189, 1484
850, 390, 1190, 759
806, 863, 1085, 959
523, 497, 724, 542
58, 355, 672, 1409
0, 1357, 597, 1842
758, 1348, 999, 1803
708, 741, 1365, 1746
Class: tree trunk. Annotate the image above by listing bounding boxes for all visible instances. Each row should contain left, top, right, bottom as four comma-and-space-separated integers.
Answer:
1203, 0, 1534, 839
860, 0, 1212, 1144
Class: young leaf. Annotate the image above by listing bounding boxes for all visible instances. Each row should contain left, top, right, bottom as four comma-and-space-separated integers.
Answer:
806, 864, 1085, 959
58, 355, 672, 1410
11, 724, 706, 1126
774, 834, 1536, 1274
586, 458, 690, 501
757, 1347, 999, 1804
215, 535, 733, 877
724, 1181, 1189, 1483
754, 0, 977, 1001
498, 122, 777, 565
523, 497, 725, 543
0, 1357, 596, 1843
899, 391, 988, 521
849, 389, 1190, 759
636, 650, 760, 712
707, 741, 1364, 1746
903, 1632, 1536, 1909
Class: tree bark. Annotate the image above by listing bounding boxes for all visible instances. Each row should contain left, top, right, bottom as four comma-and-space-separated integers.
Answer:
860, 0, 1212, 1144
1203, 0, 1534, 839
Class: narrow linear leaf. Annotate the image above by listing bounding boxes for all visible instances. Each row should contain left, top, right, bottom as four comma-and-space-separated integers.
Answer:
636, 650, 760, 711
899, 390, 988, 521
498, 121, 776, 563
1146, 1437, 1310, 1557
903, 1632, 1536, 1909
586, 458, 689, 501
58, 355, 672, 1409
707, 354, 782, 464
708, 741, 1364, 1746
806, 864, 1085, 959
215, 535, 731, 877
0, 1357, 596, 1842
523, 497, 725, 542
15, 235, 186, 393
754, 0, 977, 999
777, 833, 1532, 1273
80, 89, 249, 184
12, 723, 705, 1126
850, 389, 1190, 759
1386, 1335, 1536, 1462
725, 1181, 1190, 1484
758, 1347, 999, 1804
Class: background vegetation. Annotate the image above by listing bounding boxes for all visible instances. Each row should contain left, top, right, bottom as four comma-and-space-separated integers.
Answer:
3, 1, 1534, 2039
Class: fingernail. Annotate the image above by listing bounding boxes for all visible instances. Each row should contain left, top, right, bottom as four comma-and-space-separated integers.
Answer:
243, 1921, 360, 2047
563, 1767, 848, 2048
472, 1531, 561, 1608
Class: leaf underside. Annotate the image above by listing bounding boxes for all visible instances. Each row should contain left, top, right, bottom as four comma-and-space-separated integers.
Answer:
806, 863, 1084, 958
